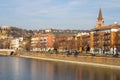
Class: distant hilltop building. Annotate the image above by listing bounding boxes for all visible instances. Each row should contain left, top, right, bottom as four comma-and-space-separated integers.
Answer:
0, 26, 11, 39
39, 28, 90, 34
44, 28, 52, 33
1, 26, 11, 30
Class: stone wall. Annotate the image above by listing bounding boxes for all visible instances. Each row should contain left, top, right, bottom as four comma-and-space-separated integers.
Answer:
16, 51, 120, 66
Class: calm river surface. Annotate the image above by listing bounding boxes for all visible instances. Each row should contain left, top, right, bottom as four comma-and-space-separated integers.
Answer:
0, 56, 120, 80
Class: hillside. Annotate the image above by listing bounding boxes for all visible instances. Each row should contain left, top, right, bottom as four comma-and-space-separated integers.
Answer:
0, 26, 90, 38
0, 26, 33, 38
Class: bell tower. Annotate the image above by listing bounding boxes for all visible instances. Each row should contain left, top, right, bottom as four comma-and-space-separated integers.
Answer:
96, 8, 104, 27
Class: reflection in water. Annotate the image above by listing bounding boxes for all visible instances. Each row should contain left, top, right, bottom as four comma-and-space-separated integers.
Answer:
0, 56, 120, 80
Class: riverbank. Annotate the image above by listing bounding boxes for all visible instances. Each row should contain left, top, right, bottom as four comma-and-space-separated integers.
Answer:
14, 51, 120, 69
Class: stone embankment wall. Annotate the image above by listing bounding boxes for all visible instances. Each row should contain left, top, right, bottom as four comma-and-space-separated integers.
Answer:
0, 51, 12, 55
0, 49, 15, 56
16, 51, 120, 66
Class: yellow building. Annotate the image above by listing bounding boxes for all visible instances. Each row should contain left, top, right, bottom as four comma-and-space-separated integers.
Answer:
0, 26, 11, 39
76, 32, 90, 53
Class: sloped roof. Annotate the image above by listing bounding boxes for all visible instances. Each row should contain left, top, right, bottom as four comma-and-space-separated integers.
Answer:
92, 24, 120, 31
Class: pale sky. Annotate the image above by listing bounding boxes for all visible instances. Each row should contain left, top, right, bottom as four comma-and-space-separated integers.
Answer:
0, 0, 120, 30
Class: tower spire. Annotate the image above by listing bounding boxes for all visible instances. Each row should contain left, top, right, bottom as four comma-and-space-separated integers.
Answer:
96, 8, 104, 27
98, 8, 103, 20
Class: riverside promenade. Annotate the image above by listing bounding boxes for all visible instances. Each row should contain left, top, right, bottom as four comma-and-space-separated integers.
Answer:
15, 51, 120, 69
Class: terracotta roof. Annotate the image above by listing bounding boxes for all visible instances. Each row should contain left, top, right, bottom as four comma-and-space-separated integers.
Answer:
92, 26, 111, 30
111, 24, 120, 28
92, 24, 120, 31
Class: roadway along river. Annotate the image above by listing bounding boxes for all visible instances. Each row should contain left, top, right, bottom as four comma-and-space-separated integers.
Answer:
0, 56, 120, 80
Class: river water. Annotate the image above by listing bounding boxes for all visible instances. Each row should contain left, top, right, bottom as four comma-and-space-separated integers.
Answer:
0, 56, 120, 80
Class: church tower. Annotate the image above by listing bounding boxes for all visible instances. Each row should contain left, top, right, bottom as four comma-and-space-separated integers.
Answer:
96, 8, 104, 27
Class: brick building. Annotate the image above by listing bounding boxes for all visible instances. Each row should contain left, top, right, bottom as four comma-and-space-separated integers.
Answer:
31, 33, 55, 51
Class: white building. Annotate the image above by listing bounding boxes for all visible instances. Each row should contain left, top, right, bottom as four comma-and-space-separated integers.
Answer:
10, 37, 23, 50
31, 37, 39, 51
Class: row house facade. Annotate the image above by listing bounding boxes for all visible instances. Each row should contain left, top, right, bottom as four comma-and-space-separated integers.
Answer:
31, 33, 55, 51
53, 34, 74, 52
90, 24, 120, 54
31, 33, 76, 52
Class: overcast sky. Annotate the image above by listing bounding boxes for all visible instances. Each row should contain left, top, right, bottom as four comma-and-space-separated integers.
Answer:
0, 0, 120, 30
